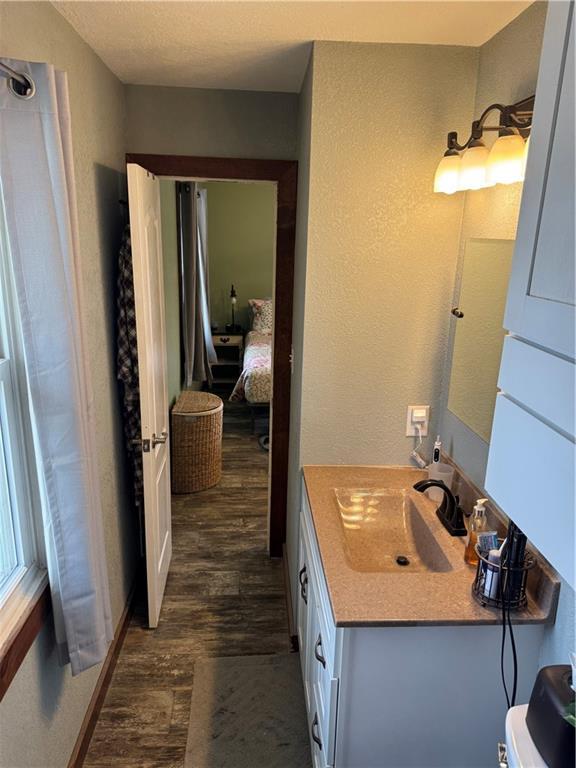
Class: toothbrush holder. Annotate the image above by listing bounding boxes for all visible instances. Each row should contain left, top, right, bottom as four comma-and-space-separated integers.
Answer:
472, 540, 535, 611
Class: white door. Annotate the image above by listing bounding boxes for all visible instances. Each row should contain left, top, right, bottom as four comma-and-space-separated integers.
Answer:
127, 163, 172, 628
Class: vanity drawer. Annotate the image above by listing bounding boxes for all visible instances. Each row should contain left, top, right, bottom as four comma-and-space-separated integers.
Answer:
301, 489, 336, 669
312, 639, 339, 766
297, 534, 310, 689
309, 681, 336, 768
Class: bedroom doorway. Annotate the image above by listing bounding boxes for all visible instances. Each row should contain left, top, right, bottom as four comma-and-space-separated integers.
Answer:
127, 154, 297, 558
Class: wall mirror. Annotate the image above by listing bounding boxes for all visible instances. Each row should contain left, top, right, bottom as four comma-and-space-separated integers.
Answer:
447, 238, 515, 443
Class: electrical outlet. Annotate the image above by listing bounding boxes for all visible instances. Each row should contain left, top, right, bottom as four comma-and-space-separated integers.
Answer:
406, 405, 430, 437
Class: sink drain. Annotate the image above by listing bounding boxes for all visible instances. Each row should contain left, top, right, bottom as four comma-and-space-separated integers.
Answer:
396, 555, 410, 566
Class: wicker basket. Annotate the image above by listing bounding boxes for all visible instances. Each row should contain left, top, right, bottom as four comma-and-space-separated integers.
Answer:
171, 391, 223, 493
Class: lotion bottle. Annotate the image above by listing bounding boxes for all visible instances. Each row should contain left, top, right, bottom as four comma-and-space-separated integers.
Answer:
464, 498, 488, 565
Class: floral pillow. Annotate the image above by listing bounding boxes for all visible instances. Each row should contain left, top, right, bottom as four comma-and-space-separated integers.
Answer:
249, 298, 273, 334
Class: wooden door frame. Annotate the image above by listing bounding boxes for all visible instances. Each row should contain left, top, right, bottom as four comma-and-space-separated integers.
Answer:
126, 154, 297, 557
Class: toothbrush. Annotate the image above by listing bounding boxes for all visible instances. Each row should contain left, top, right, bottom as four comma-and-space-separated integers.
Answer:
432, 435, 441, 464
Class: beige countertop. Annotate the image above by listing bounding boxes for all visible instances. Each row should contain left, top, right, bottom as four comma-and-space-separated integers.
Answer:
303, 464, 559, 627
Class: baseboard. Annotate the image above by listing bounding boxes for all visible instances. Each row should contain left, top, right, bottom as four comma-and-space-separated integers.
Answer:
67, 580, 136, 768
282, 544, 298, 651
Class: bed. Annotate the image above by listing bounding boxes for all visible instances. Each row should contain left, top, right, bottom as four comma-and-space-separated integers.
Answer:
230, 331, 272, 404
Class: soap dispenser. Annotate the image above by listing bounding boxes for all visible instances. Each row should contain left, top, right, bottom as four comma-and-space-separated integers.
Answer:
464, 498, 488, 565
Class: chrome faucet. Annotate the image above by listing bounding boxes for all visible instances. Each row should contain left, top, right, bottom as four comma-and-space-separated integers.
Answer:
413, 479, 467, 536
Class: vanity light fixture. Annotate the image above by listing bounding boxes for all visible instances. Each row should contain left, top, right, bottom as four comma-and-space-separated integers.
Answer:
434, 95, 534, 194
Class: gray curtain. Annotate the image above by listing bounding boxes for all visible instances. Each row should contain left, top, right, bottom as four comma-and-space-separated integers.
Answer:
176, 182, 217, 386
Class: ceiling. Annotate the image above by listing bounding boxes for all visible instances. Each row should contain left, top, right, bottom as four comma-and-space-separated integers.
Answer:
53, 1, 533, 93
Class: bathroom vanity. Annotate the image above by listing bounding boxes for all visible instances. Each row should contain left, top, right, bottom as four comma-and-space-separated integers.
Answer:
297, 465, 558, 768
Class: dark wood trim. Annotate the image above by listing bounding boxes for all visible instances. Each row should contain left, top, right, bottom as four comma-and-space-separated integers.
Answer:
126, 154, 297, 557
282, 544, 298, 651
0, 584, 51, 701
67, 583, 136, 768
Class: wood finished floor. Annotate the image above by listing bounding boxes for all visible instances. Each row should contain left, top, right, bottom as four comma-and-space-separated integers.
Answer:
84, 403, 290, 767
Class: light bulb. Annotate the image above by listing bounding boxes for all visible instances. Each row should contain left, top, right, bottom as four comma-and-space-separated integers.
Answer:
433, 150, 461, 195
459, 140, 492, 190
522, 135, 530, 177
486, 133, 526, 185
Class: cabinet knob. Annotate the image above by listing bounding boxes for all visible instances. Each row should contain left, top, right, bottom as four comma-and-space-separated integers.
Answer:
219, 336, 230, 343
311, 713, 323, 750
298, 565, 308, 604
451, 307, 464, 318
314, 634, 327, 668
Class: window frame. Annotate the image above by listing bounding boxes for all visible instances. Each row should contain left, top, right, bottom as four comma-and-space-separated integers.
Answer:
0, 190, 48, 695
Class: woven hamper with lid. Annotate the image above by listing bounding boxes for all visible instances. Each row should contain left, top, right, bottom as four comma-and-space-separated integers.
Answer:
171, 391, 223, 493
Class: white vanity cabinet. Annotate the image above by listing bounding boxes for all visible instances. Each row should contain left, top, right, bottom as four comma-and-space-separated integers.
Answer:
297, 485, 547, 768
298, 491, 341, 768
486, 1, 575, 588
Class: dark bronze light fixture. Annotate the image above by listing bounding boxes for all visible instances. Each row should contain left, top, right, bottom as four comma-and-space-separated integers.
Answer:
434, 95, 535, 194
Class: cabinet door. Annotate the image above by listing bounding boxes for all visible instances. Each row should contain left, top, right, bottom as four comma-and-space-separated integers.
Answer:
504, 1, 575, 358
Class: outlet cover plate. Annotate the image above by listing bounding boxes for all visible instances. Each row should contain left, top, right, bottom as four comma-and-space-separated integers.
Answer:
406, 405, 430, 437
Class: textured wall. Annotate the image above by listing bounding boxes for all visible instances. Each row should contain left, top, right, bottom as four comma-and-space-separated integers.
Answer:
126, 85, 298, 160
287, 56, 314, 621
160, 179, 181, 405
298, 41, 478, 468
0, 3, 135, 767
204, 181, 276, 331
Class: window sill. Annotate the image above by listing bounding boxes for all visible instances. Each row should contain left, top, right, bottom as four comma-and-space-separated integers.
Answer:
0, 566, 50, 701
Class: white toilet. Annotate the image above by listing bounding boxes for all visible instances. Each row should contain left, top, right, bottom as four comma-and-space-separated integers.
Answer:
505, 705, 547, 767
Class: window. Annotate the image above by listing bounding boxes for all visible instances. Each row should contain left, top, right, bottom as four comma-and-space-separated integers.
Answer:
0, 200, 46, 645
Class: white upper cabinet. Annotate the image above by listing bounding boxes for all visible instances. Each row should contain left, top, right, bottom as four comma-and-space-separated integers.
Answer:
504, 1, 575, 358
486, 2, 575, 589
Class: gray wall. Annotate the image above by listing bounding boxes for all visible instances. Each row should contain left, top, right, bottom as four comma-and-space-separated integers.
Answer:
126, 85, 298, 159
298, 40, 478, 464
0, 3, 136, 766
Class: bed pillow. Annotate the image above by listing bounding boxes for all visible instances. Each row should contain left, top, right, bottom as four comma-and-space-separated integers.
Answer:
249, 299, 273, 334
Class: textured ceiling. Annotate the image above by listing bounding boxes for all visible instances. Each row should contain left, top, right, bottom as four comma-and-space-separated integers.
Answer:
53, 1, 533, 93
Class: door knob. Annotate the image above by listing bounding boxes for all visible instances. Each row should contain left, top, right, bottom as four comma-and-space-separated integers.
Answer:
151, 430, 168, 447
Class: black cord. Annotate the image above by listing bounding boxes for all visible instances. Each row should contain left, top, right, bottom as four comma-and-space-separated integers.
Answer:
507, 578, 519, 707
500, 567, 511, 709
499, 562, 519, 710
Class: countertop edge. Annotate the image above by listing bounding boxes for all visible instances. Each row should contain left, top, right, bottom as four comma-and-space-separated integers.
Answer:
302, 464, 560, 629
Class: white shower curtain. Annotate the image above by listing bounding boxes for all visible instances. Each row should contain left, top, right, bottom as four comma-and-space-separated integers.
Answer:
0, 60, 113, 675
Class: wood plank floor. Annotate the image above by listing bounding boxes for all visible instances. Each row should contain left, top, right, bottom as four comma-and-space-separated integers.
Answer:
84, 403, 291, 767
